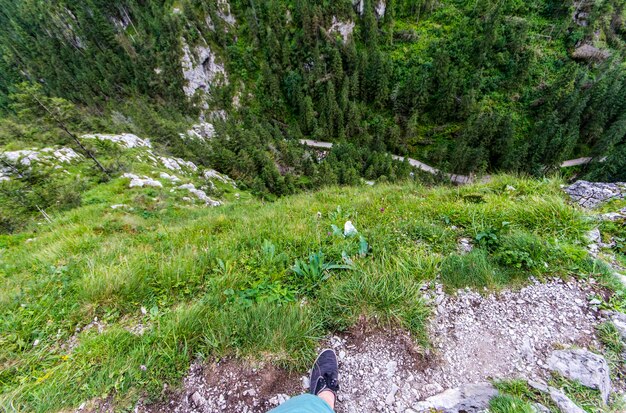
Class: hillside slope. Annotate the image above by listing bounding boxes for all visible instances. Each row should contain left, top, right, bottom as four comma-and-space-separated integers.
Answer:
1, 175, 626, 411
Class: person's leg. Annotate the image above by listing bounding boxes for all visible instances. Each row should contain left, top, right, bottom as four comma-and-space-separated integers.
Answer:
266, 349, 340, 413
267, 394, 334, 413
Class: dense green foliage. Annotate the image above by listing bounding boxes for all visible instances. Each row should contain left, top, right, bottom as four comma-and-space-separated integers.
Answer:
1, 0, 626, 190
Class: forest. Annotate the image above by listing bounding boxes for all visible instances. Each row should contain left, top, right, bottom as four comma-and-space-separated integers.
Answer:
1, 0, 625, 198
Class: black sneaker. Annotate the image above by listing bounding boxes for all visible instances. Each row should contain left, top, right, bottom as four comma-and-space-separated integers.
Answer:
309, 349, 340, 397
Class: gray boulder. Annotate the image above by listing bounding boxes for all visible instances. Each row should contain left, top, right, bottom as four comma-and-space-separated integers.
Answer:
412, 382, 498, 412
528, 380, 585, 413
563, 181, 626, 209
547, 349, 611, 403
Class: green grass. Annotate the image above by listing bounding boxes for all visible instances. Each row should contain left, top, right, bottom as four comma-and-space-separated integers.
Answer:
0, 175, 610, 412
489, 394, 536, 413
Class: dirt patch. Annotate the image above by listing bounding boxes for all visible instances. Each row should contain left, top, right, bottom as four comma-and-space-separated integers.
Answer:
138, 359, 301, 413
134, 278, 608, 413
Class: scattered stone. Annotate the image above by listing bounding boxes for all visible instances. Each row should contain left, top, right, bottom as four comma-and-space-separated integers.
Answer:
585, 228, 601, 244
82, 133, 152, 148
546, 349, 611, 403
268, 394, 290, 406
563, 180, 626, 209
190, 391, 205, 408
375, 1, 386, 18
458, 238, 473, 254
412, 382, 498, 412
385, 384, 399, 405
531, 402, 551, 413
111, 204, 128, 209
177, 183, 221, 207
301, 376, 310, 389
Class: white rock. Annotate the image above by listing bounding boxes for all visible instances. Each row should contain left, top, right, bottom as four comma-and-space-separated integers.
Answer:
159, 156, 198, 172
181, 39, 227, 98
160, 172, 181, 182
329, 17, 355, 43
344, 221, 358, 237
385, 384, 399, 405
81, 133, 151, 148
375, 1, 386, 18
184, 122, 216, 141
129, 178, 145, 188
204, 169, 236, 187
585, 228, 602, 244
2, 149, 40, 165
41, 147, 82, 163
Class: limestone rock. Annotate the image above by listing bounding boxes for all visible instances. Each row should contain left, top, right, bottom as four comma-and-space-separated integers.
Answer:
572, 44, 610, 62
183, 122, 216, 141
181, 40, 227, 98
328, 17, 355, 43
563, 180, 626, 209
344, 221, 358, 237
458, 238, 473, 254
412, 382, 498, 412
177, 183, 221, 207
546, 349, 611, 403
123, 173, 163, 188
81, 133, 151, 149
159, 156, 198, 172
353, 0, 364, 15
203, 169, 236, 187
528, 381, 585, 413
375, 1, 386, 18
585, 228, 601, 244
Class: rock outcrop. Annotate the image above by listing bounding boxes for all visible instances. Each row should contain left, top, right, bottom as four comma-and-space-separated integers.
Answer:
181, 40, 227, 98
182, 123, 216, 141
572, 44, 610, 62
412, 382, 498, 412
122, 173, 163, 188
328, 17, 355, 43
82, 133, 152, 149
546, 349, 611, 403
563, 180, 626, 209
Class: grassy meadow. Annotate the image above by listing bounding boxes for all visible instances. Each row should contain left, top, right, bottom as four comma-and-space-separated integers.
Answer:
0, 175, 621, 412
